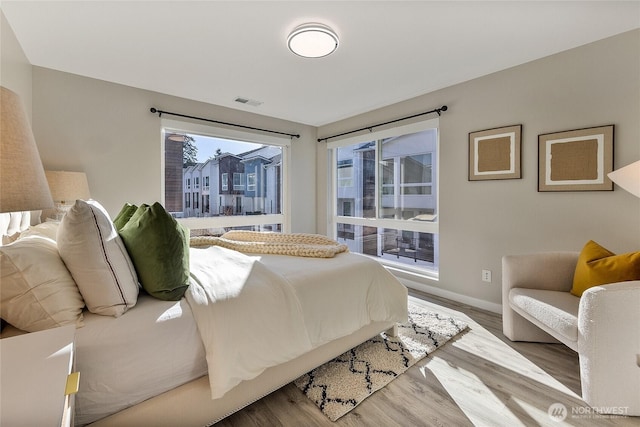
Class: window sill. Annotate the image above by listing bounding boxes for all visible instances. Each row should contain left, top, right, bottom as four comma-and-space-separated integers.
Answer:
361, 254, 439, 282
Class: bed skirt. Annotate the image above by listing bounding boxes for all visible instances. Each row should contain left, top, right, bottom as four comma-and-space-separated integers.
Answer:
88, 320, 396, 426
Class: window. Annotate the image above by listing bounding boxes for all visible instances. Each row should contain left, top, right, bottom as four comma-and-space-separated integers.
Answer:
247, 173, 257, 191
221, 173, 228, 191
203, 194, 210, 213
399, 154, 431, 195
337, 159, 353, 187
342, 200, 352, 216
163, 122, 290, 235
233, 173, 245, 190
329, 120, 439, 274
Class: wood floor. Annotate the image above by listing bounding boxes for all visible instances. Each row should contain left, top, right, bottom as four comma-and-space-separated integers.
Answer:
216, 290, 637, 427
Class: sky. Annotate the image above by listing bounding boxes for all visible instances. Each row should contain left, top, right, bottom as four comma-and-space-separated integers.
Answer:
191, 134, 262, 162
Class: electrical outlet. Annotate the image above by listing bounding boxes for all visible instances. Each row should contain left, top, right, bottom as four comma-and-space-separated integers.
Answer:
481, 269, 492, 283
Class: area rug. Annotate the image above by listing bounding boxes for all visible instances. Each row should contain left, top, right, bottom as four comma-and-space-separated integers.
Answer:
294, 302, 468, 421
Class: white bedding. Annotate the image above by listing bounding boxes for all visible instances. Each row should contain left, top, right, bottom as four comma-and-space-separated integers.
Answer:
3, 216, 408, 424
74, 246, 407, 425
187, 246, 408, 400
74, 294, 207, 426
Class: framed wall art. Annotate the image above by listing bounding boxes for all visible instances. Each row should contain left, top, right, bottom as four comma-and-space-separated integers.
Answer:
469, 124, 522, 181
538, 124, 614, 192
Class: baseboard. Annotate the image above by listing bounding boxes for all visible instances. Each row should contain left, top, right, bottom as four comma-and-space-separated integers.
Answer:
398, 277, 502, 314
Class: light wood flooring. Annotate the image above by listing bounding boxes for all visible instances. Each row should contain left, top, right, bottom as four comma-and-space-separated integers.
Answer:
216, 289, 637, 427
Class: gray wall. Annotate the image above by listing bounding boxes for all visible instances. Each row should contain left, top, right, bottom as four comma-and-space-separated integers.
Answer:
1, 11, 32, 119
317, 30, 640, 308
30, 68, 318, 233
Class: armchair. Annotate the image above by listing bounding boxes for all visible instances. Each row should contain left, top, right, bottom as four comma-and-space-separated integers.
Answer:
502, 252, 640, 416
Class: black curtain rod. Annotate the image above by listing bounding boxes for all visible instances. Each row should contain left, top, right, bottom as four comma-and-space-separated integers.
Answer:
317, 105, 448, 142
149, 108, 301, 139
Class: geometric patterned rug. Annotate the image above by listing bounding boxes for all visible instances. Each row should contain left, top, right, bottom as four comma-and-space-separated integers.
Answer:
294, 301, 468, 421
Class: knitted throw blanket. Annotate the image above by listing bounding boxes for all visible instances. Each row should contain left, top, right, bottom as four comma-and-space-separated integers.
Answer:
190, 230, 349, 258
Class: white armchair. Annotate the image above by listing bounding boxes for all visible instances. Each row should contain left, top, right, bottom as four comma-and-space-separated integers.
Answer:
502, 252, 640, 416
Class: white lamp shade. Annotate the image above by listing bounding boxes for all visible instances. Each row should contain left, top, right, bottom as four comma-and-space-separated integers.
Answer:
0, 86, 54, 213
45, 171, 91, 203
608, 160, 640, 198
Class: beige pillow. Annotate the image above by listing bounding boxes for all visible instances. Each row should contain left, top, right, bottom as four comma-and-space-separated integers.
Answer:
57, 200, 139, 317
0, 236, 85, 332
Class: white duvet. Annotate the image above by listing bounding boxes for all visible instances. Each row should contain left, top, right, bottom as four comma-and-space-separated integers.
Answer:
186, 246, 408, 399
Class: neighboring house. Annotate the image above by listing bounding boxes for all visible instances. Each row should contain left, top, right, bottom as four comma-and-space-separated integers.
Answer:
199, 158, 218, 216
178, 146, 282, 218
217, 153, 244, 215
240, 145, 281, 214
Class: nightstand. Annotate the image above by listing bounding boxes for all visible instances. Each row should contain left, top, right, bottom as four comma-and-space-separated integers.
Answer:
0, 324, 79, 427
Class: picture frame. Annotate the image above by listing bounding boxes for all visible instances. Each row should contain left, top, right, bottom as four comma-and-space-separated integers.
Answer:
468, 124, 522, 181
538, 124, 614, 192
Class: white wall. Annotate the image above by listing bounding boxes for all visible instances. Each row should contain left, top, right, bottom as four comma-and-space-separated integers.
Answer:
317, 29, 640, 307
30, 68, 318, 233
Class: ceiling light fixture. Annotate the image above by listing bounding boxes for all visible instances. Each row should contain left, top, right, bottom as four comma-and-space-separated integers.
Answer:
287, 23, 339, 58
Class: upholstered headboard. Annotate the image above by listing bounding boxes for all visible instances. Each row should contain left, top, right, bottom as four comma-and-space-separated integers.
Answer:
0, 211, 41, 245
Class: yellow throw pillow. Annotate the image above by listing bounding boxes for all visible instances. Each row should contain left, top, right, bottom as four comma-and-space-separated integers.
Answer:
571, 240, 640, 297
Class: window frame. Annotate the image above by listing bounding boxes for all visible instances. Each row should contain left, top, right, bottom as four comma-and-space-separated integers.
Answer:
247, 172, 257, 191
337, 160, 354, 188
161, 119, 291, 233
221, 173, 229, 191
327, 118, 439, 276
233, 172, 245, 190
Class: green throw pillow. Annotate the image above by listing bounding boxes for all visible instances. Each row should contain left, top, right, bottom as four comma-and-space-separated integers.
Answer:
119, 202, 190, 301
113, 203, 138, 231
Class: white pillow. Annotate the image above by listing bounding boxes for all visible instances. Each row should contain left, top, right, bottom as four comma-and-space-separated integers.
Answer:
19, 221, 60, 241
0, 236, 85, 332
57, 200, 139, 317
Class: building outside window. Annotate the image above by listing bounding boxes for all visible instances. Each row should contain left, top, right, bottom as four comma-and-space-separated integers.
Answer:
329, 120, 439, 274
163, 125, 289, 235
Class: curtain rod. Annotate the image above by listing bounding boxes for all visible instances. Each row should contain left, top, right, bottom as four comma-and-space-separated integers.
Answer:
317, 105, 448, 143
149, 108, 301, 139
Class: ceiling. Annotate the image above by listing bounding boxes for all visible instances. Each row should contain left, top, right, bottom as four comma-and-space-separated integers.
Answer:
2, 1, 639, 127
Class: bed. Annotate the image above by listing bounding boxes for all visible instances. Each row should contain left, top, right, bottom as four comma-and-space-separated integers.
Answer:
0, 206, 408, 426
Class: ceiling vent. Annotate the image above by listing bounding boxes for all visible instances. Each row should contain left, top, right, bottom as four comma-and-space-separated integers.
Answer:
234, 97, 263, 107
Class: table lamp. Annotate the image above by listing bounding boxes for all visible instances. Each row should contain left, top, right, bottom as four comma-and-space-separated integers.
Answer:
0, 86, 53, 213
45, 171, 91, 220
